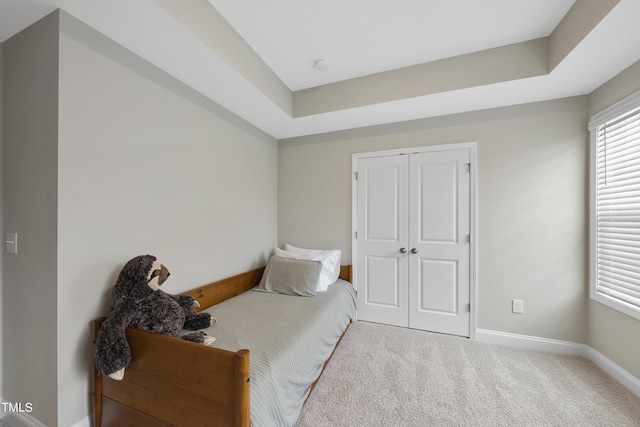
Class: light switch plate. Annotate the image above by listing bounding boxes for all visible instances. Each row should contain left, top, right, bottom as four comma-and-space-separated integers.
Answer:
6, 233, 17, 254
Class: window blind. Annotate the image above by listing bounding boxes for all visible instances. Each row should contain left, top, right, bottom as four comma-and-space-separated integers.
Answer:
594, 107, 640, 312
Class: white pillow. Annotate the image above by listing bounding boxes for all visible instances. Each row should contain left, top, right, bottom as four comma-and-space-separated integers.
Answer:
278, 244, 341, 292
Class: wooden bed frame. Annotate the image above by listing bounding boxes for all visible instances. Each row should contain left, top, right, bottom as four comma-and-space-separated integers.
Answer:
92, 265, 353, 427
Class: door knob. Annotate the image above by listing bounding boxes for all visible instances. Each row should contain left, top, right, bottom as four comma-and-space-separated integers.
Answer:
400, 248, 407, 254
411, 248, 418, 254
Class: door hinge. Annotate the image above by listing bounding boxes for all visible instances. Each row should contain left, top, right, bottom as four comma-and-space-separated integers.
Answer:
354, 172, 358, 180
466, 303, 471, 313
467, 163, 471, 173
466, 234, 471, 244
355, 231, 358, 239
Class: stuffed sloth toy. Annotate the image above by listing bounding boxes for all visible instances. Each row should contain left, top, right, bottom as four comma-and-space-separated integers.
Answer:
94, 255, 216, 380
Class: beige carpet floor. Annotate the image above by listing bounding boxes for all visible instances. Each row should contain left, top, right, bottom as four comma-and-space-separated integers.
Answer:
295, 321, 640, 427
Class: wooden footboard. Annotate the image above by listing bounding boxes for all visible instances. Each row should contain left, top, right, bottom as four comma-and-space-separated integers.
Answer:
93, 265, 352, 427
92, 319, 250, 427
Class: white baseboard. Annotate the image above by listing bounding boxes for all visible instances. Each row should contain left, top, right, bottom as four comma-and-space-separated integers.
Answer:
0, 400, 90, 427
70, 416, 91, 427
0, 399, 46, 427
476, 328, 640, 398
12, 413, 47, 427
586, 346, 640, 398
476, 328, 587, 356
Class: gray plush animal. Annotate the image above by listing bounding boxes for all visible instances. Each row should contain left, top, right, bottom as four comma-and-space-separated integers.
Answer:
94, 255, 216, 380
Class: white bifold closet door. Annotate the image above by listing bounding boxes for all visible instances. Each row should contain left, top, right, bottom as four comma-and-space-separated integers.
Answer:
356, 148, 471, 337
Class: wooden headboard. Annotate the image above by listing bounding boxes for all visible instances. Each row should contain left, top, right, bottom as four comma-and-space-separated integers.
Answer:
183, 265, 353, 312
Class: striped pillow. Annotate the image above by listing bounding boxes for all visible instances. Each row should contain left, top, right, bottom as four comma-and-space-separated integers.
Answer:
255, 256, 321, 297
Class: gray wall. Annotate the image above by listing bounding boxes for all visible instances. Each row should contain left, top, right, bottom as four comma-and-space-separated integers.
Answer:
279, 97, 589, 345
0, 38, 4, 403
2, 12, 60, 426
2, 11, 278, 426
587, 59, 640, 380
56, 13, 278, 426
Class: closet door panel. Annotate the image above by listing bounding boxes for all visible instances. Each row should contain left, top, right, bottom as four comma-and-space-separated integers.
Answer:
356, 155, 409, 327
418, 258, 458, 314
419, 161, 458, 243
409, 150, 470, 337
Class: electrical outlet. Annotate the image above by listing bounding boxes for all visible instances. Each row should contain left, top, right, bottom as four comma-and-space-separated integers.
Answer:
512, 299, 524, 314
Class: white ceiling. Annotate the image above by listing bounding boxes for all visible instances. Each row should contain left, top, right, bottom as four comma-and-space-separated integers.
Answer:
208, 0, 574, 91
2, 0, 640, 139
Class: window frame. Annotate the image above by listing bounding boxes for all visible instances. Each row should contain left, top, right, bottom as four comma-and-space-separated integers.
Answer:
589, 89, 640, 321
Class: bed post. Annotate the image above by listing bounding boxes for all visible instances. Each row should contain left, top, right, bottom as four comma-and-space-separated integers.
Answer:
93, 373, 102, 427
92, 319, 104, 427
235, 349, 251, 427
339, 265, 353, 284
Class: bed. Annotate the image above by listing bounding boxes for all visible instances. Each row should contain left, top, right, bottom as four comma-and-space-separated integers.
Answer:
92, 263, 355, 427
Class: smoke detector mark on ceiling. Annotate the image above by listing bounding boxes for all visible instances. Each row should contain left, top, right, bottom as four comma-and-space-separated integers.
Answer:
315, 59, 330, 71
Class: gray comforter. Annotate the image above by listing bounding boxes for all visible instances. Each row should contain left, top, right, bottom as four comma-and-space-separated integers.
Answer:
199, 280, 357, 427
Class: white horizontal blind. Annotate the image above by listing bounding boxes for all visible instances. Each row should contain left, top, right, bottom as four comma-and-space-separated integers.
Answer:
594, 106, 640, 314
